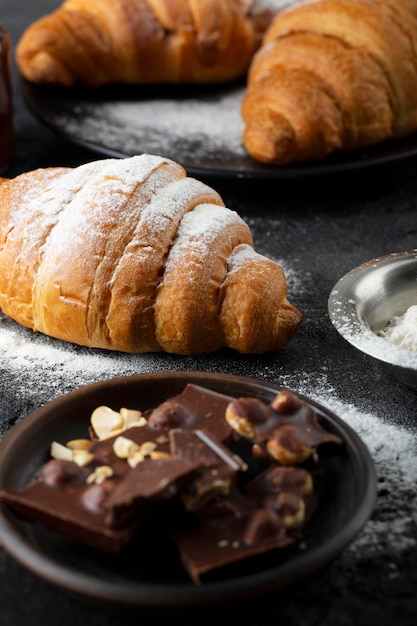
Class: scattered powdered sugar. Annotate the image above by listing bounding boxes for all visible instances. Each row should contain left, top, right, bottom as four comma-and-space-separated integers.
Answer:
56, 86, 247, 164
17, 154, 180, 254
166, 203, 247, 260
0, 314, 173, 380
228, 243, 260, 272
378, 305, 417, 352
316, 393, 417, 487
1, 314, 417, 488
249, 0, 299, 14
314, 386, 417, 563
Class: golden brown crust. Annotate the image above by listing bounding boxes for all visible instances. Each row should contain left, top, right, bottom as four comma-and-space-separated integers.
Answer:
0, 155, 302, 354
242, 0, 417, 165
220, 245, 301, 353
0, 167, 70, 329
16, 0, 279, 86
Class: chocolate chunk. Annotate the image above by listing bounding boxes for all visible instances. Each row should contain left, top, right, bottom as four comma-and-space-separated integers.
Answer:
0, 459, 136, 552
245, 464, 323, 531
171, 488, 294, 585
225, 389, 342, 464
104, 456, 202, 527
147, 384, 234, 443
245, 466, 314, 500
169, 428, 247, 511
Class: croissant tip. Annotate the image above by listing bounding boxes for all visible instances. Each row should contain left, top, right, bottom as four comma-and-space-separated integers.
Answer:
243, 114, 295, 165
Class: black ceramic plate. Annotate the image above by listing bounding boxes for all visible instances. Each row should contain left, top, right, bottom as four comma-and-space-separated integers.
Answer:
21, 79, 417, 179
0, 371, 376, 612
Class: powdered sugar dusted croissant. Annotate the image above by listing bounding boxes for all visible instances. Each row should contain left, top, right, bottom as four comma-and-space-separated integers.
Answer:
0, 154, 302, 354
242, 0, 417, 165
16, 0, 283, 87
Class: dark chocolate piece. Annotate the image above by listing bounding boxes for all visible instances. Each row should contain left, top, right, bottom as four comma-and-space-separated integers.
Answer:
171, 488, 294, 585
0, 460, 137, 552
170, 428, 247, 511
104, 456, 201, 527
146, 384, 234, 443
245, 465, 314, 500
244, 465, 321, 532
225, 389, 342, 464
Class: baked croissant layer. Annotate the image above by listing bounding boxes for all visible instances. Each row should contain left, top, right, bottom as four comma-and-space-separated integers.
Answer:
15, 0, 280, 86
0, 154, 302, 354
242, 0, 417, 165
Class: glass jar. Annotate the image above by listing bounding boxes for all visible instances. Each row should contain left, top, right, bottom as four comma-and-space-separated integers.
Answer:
0, 24, 14, 173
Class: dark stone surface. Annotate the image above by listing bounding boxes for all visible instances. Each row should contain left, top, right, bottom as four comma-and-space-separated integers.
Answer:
1, 2, 417, 625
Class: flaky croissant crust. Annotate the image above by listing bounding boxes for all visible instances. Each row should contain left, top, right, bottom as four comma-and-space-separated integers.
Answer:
0, 154, 302, 354
242, 0, 417, 165
16, 0, 279, 86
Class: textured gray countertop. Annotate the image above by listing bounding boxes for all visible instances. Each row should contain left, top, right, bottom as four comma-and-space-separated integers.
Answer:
1, 2, 417, 625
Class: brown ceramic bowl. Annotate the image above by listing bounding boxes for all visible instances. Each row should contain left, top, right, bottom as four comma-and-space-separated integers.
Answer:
0, 371, 376, 612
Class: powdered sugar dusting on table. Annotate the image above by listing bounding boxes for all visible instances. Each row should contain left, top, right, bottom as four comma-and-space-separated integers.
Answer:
1, 313, 416, 489
56, 86, 244, 162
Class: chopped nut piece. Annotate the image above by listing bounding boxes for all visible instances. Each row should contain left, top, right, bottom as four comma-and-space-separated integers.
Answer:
150, 450, 172, 460
140, 441, 157, 456
128, 419, 147, 429
72, 449, 94, 467
86, 465, 114, 484
50, 441, 74, 462
120, 407, 146, 428
91, 406, 124, 440
113, 436, 140, 459
50, 441, 93, 466
267, 432, 313, 465
127, 451, 145, 468
278, 495, 306, 529
302, 473, 314, 496
90, 406, 147, 441
224, 405, 256, 438
270, 390, 302, 413
66, 439, 91, 451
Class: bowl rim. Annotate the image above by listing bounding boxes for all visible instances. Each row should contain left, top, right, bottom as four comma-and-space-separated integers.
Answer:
328, 249, 417, 370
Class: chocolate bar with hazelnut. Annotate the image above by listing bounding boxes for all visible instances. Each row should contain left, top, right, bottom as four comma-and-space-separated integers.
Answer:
145, 383, 234, 443
0, 454, 201, 552
171, 463, 323, 584
225, 389, 342, 465
171, 484, 298, 585
0, 385, 243, 552
169, 428, 247, 511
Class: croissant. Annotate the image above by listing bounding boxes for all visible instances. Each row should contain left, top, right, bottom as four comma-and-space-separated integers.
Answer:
242, 0, 417, 165
0, 154, 302, 354
15, 0, 281, 87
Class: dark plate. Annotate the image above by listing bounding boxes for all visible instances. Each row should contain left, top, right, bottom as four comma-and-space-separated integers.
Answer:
21, 79, 417, 179
0, 371, 376, 612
